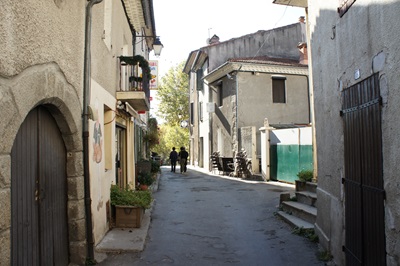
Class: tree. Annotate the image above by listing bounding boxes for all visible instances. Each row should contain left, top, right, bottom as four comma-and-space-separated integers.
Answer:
156, 61, 189, 126
152, 124, 189, 160
153, 61, 190, 162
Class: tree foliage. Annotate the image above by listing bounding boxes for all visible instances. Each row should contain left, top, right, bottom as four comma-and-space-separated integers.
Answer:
152, 124, 189, 160
156, 61, 189, 126
152, 61, 190, 162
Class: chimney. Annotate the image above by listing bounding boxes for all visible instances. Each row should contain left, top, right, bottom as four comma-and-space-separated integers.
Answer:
208, 34, 220, 45
297, 42, 308, 65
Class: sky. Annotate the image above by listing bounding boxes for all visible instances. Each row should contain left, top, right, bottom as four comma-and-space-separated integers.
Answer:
149, 0, 306, 120
149, 0, 306, 78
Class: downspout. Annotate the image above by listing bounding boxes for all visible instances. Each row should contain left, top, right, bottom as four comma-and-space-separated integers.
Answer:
83, 0, 103, 261
234, 65, 242, 152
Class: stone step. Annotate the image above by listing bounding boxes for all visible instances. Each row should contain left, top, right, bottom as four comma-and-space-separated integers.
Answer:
296, 181, 317, 193
276, 211, 314, 230
281, 201, 317, 224
296, 191, 317, 207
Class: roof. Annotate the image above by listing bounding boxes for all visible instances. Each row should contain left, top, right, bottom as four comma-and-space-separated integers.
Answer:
122, 0, 156, 41
273, 0, 307, 8
183, 50, 208, 74
204, 56, 308, 84
229, 56, 307, 68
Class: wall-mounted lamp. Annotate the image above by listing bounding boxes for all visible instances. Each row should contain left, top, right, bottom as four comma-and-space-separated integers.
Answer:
136, 35, 164, 56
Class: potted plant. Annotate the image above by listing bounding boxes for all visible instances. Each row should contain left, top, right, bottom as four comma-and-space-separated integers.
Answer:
295, 169, 313, 191
137, 171, 154, 190
110, 185, 152, 228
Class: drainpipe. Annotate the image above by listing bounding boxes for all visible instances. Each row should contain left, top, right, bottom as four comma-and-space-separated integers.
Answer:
234, 65, 242, 152
83, 0, 103, 261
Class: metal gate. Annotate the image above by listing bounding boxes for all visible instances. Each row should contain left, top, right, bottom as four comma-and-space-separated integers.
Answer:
341, 73, 386, 265
11, 106, 69, 266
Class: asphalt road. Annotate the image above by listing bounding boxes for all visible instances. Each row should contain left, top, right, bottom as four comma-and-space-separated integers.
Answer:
99, 166, 325, 266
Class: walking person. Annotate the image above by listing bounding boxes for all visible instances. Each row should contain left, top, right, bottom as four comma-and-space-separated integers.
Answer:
178, 146, 189, 173
169, 147, 178, 172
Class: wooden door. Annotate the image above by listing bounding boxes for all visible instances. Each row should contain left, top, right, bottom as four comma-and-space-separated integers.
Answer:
11, 106, 69, 265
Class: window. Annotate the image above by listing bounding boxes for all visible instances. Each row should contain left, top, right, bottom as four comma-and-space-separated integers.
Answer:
272, 76, 286, 103
190, 102, 194, 125
199, 102, 203, 122
217, 83, 223, 107
196, 69, 204, 91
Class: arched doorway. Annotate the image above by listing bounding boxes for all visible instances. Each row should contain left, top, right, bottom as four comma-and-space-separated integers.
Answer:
11, 106, 69, 265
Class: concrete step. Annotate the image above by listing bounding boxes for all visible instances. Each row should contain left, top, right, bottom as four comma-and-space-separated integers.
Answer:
276, 211, 314, 230
296, 181, 317, 193
281, 201, 317, 224
296, 191, 317, 207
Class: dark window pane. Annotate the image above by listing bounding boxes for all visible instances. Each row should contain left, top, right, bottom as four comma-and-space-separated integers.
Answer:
272, 78, 286, 103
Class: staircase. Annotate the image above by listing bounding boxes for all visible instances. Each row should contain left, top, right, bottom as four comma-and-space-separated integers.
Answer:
277, 181, 317, 230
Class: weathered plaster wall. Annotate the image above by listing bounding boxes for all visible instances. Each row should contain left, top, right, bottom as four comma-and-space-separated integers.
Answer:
204, 23, 303, 72
189, 72, 199, 166
0, 0, 85, 91
91, 0, 133, 97
211, 77, 236, 157
238, 72, 309, 128
308, 1, 400, 264
89, 79, 116, 246
212, 72, 309, 158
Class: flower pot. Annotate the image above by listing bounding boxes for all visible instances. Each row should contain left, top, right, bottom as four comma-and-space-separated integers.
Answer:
139, 184, 148, 191
115, 205, 144, 228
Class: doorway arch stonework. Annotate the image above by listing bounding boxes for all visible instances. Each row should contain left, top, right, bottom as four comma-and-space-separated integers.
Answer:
0, 63, 86, 265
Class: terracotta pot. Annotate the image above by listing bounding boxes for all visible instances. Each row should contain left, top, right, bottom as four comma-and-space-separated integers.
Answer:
139, 184, 148, 191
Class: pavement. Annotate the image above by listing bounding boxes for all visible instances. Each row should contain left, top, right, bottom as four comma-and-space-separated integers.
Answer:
94, 166, 295, 263
94, 173, 160, 263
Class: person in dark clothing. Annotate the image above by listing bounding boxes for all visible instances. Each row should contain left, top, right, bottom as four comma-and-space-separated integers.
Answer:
169, 147, 178, 172
178, 146, 189, 173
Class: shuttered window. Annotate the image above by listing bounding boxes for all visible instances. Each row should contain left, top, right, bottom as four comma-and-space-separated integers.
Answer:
272, 76, 286, 103
199, 102, 203, 122
190, 102, 194, 125
217, 83, 223, 107
196, 69, 204, 91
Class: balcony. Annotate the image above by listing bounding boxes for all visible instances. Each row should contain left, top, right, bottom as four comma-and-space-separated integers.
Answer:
117, 56, 151, 112
116, 88, 150, 112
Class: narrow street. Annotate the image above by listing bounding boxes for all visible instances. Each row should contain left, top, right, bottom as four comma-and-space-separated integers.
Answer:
99, 166, 324, 266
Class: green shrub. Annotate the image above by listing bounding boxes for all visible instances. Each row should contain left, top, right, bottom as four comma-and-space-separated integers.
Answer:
151, 160, 161, 173
137, 171, 154, 186
110, 185, 152, 209
297, 169, 313, 182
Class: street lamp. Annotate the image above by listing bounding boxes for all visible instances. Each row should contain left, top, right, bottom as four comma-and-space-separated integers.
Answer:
152, 37, 163, 56
180, 120, 189, 128
136, 35, 164, 56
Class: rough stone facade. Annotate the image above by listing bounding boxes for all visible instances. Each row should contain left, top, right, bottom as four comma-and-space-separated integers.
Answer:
0, 63, 85, 264
0, 0, 86, 264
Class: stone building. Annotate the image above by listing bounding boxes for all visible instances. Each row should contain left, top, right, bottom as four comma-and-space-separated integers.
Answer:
275, 0, 400, 264
0, 0, 158, 264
